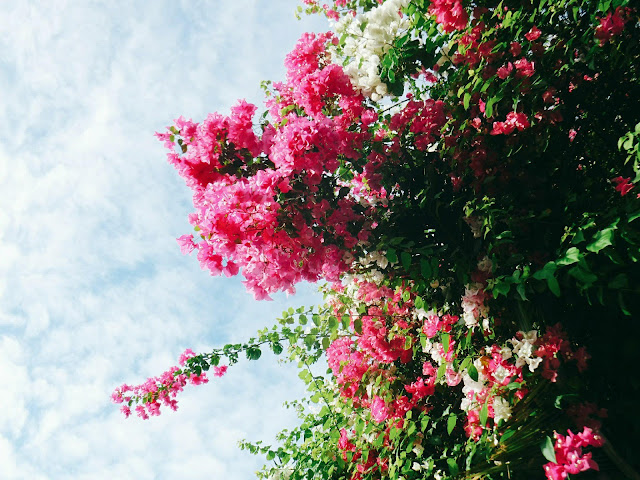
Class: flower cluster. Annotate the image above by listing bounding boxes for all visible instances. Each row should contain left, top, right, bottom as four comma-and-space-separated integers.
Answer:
428, 0, 468, 33
112, 349, 227, 419
595, 7, 630, 45
320, 268, 599, 478
543, 427, 605, 480
333, 0, 410, 100
158, 33, 383, 300
136, 1, 640, 479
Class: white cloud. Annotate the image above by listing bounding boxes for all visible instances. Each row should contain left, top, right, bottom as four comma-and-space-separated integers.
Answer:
0, 1, 328, 479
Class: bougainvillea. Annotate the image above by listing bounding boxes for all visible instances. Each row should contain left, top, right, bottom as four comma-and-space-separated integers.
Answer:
117, 0, 640, 479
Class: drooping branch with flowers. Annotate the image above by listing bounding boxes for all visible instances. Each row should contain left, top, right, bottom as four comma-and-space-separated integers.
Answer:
114, 0, 640, 478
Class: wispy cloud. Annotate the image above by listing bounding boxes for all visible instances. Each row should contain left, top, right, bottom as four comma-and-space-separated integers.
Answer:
0, 1, 327, 478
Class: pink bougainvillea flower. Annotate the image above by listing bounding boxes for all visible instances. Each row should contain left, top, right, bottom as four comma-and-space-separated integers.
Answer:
595, 7, 627, 45
514, 58, 535, 77
177, 234, 197, 255
370, 395, 390, 423
612, 176, 634, 196
543, 427, 604, 479
497, 62, 514, 79
178, 348, 197, 366
525, 26, 542, 41
446, 367, 462, 386
428, 0, 469, 32
213, 365, 228, 377
113, 350, 226, 419
491, 111, 530, 135
338, 428, 356, 452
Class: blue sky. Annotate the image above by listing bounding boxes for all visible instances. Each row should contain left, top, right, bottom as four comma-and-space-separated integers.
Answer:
0, 2, 328, 478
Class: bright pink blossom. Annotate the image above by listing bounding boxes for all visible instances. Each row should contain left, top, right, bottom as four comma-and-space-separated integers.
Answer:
514, 58, 535, 77
491, 112, 530, 135
428, 0, 469, 32
338, 428, 356, 452
179, 348, 197, 366
525, 26, 542, 41
543, 427, 604, 480
446, 367, 462, 386
370, 395, 390, 423
612, 176, 634, 196
595, 8, 628, 45
177, 234, 197, 255
112, 351, 225, 419
497, 62, 514, 79
405, 376, 435, 400
159, 32, 383, 300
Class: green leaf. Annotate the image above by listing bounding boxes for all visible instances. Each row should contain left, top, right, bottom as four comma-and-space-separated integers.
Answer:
533, 261, 557, 280
442, 333, 450, 353
492, 279, 511, 298
271, 343, 283, 355
354, 318, 363, 335
279, 105, 296, 117
304, 334, 316, 348
420, 258, 432, 278
479, 401, 489, 427
516, 283, 527, 301
386, 248, 398, 264
618, 291, 631, 316
468, 364, 479, 382
533, 262, 561, 296
608, 273, 628, 289
415, 295, 424, 309
572, 230, 586, 244
322, 336, 331, 350
554, 393, 579, 409
447, 414, 457, 435
586, 228, 615, 253
568, 266, 598, 286
547, 275, 561, 297
246, 347, 262, 360
402, 289, 411, 302
500, 429, 516, 444
623, 136, 634, 150
503, 10, 513, 27
463, 92, 471, 110
556, 247, 581, 266
447, 458, 459, 477
421, 415, 431, 431
401, 251, 412, 271
540, 436, 557, 463
485, 95, 502, 118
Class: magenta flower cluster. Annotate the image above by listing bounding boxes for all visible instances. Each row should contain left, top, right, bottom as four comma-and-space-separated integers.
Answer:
112, 349, 226, 419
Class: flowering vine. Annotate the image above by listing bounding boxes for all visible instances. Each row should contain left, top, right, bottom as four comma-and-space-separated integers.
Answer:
117, 0, 640, 479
